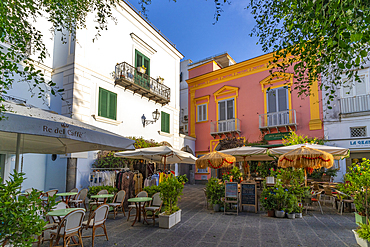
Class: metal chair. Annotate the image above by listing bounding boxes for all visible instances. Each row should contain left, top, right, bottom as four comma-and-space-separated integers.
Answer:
89, 189, 108, 211
306, 191, 323, 214
127, 191, 148, 221
82, 204, 109, 247
108, 190, 126, 219
69, 188, 88, 210
144, 192, 163, 226
49, 209, 85, 247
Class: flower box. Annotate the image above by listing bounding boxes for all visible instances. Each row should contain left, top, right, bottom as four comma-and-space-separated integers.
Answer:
159, 210, 181, 229
353, 229, 370, 247
356, 212, 367, 226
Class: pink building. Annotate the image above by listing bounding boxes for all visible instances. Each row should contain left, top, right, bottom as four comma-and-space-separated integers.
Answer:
186, 53, 324, 182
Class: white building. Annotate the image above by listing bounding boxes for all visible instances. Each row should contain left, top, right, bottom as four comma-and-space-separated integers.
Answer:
1, 0, 195, 191
323, 65, 370, 182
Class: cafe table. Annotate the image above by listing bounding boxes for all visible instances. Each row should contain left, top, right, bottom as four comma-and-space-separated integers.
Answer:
127, 197, 152, 226
56, 192, 78, 204
91, 194, 114, 204
47, 208, 86, 222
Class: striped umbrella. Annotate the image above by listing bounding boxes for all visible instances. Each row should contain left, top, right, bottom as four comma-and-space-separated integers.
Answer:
196, 151, 236, 170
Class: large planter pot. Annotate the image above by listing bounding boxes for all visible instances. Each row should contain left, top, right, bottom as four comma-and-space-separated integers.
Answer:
175, 209, 182, 224
213, 204, 220, 212
267, 210, 275, 217
287, 213, 296, 219
159, 211, 179, 229
295, 212, 303, 218
353, 229, 370, 247
275, 210, 285, 218
356, 212, 367, 226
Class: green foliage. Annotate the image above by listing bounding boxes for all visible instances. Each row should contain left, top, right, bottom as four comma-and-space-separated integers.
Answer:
159, 176, 184, 215
206, 177, 225, 205
248, 0, 370, 101
282, 131, 325, 146
0, 0, 117, 117
222, 172, 230, 182
252, 161, 275, 178
143, 185, 161, 197
230, 166, 242, 182
177, 174, 188, 184
87, 185, 117, 202
128, 136, 160, 149
260, 187, 277, 211
358, 221, 370, 241
93, 151, 125, 168
309, 168, 338, 179
0, 170, 52, 246
339, 159, 370, 221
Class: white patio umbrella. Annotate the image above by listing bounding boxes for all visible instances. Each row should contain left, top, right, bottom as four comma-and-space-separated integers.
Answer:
219, 146, 274, 178
0, 101, 136, 171
269, 143, 350, 160
115, 146, 197, 170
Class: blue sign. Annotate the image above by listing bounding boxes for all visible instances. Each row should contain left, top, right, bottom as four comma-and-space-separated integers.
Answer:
350, 140, 370, 147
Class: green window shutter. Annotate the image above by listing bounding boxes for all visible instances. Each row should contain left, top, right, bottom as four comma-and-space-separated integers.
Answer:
161, 112, 170, 133
144, 57, 150, 76
135, 49, 150, 76
165, 113, 170, 133
161, 111, 165, 132
98, 87, 117, 120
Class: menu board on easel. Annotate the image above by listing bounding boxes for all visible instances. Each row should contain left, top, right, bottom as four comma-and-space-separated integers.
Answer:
241, 182, 257, 213
225, 182, 238, 198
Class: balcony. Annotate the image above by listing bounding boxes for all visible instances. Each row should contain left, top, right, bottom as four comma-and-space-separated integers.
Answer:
114, 62, 171, 105
340, 95, 370, 114
259, 109, 297, 132
210, 118, 241, 138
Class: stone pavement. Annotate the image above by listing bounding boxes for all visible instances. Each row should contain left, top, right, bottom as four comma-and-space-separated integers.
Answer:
40, 184, 358, 247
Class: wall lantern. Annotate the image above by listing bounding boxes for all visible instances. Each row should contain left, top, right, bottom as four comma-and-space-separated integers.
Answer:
141, 109, 160, 127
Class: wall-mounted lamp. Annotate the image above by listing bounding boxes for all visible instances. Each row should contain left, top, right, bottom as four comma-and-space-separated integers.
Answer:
141, 109, 160, 127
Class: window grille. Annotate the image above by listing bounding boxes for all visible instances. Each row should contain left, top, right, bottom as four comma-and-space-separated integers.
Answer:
350, 127, 367, 137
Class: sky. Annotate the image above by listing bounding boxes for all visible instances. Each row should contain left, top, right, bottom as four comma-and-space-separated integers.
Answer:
129, 0, 264, 64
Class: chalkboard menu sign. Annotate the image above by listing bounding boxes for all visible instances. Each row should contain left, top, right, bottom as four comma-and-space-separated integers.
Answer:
225, 182, 238, 198
241, 182, 257, 213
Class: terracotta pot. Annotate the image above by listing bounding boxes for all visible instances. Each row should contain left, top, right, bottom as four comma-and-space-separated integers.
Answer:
267, 210, 275, 217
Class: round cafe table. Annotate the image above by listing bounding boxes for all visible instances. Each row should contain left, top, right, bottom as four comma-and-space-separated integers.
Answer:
47, 208, 86, 222
56, 192, 78, 204
127, 197, 152, 226
91, 194, 114, 204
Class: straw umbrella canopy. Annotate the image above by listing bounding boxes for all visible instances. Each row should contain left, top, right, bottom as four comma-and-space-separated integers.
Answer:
219, 146, 273, 179
196, 151, 236, 170
278, 146, 334, 185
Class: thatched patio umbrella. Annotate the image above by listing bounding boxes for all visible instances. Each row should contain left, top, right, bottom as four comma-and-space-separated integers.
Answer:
196, 151, 236, 170
278, 146, 334, 186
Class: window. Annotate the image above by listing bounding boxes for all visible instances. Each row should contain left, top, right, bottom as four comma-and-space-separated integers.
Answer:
350, 127, 367, 137
218, 99, 234, 121
266, 87, 289, 126
342, 71, 368, 98
135, 50, 150, 76
98, 87, 117, 120
197, 104, 207, 122
180, 72, 183, 82
161, 111, 170, 133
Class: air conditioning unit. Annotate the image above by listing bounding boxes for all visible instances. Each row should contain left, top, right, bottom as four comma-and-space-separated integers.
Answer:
183, 115, 188, 122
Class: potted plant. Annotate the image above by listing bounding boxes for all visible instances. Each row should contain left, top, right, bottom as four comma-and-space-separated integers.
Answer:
230, 166, 242, 183
177, 174, 188, 184
260, 186, 277, 217
158, 176, 184, 229
285, 194, 297, 219
206, 177, 225, 212
222, 172, 230, 182
339, 159, 370, 246
157, 76, 164, 83
137, 65, 146, 74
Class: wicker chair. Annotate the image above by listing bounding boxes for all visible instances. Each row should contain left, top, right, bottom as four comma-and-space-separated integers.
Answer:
127, 191, 148, 221
50, 202, 69, 224
144, 192, 163, 226
108, 190, 126, 219
82, 204, 109, 247
69, 188, 88, 210
49, 209, 85, 247
89, 189, 108, 211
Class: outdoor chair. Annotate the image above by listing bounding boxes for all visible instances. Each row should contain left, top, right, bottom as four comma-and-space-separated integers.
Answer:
127, 191, 148, 221
305, 191, 323, 214
49, 208, 85, 247
322, 186, 336, 207
69, 188, 88, 210
82, 204, 109, 247
25, 188, 33, 193
108, 190, 126, 219
89, 189, 108, 212
69, 188, 79, 201
337, 194, 355, 215
50, 201, 69, 224
42, 189, 58, 204
144, 192, 163, 226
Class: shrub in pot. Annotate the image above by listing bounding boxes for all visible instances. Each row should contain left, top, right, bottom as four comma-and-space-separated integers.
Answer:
230, 166, 242, 183
339, 159, 370, 245
260, 185, 277, 217
158, 176, 184, 229
206, 177, 225, 212
285, 194, 297, 219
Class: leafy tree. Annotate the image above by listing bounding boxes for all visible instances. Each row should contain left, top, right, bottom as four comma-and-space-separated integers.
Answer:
282, 131, 325, 146
0, 170, 56, 246
0, 0, 116, 117
248, 0, 370, 101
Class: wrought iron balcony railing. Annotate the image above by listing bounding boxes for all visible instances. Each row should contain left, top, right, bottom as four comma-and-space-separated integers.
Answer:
340, 95, 370, 114
114, 62, 171, 105
210, 118, 241, 137
259, 109, 297, 131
